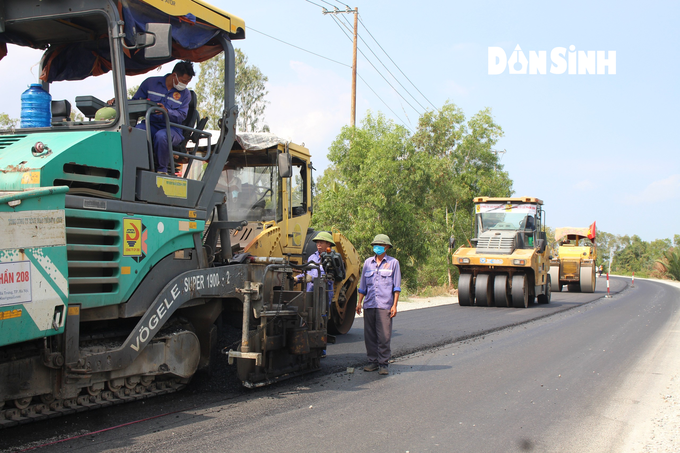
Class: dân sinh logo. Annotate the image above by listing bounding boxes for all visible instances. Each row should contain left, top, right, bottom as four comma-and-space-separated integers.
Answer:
488, 45, 616, 75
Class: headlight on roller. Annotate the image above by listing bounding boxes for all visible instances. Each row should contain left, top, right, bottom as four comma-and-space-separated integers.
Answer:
513, 259, 526, 265
458, 258, 470, 264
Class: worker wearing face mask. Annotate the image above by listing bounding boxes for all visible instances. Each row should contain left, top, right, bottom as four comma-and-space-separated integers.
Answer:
131, 60, 195, 174
356, 234, 401, 376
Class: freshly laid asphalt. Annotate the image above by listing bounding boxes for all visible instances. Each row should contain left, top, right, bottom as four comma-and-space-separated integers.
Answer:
3, 276, 651, 452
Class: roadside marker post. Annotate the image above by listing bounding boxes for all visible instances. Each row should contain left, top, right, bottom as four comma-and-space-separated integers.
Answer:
606, 273, 611, 298
632, 272, 635, 288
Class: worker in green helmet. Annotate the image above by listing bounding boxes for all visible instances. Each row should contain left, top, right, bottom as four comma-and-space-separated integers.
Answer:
296, 231, 335, 295
295, 231, 336, 358
356, 233, 401, 376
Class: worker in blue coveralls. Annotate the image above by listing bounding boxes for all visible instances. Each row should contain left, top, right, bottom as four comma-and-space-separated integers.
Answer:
110, 60, 194, 174
356, 234, 401, 376
295, 231, 335, 357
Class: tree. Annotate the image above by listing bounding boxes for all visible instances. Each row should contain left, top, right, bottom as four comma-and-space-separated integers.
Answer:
128, 84, 140, 98
193, 49, 269, 132
313, 112, 427, 288
313, 102, 512, 291
411, 101, 511, 287
0, 113, 18, 129
657, 247, 680, 281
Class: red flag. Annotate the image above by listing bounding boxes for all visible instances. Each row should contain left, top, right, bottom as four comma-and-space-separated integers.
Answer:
588, 221, 597, 240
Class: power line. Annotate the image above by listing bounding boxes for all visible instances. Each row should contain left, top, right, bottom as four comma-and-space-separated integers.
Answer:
357, 73, 414, 133
329, 15, 413, 131
248, 27, 349, 68
337, 13, 427, 113
304, 0, 328, 9
255, 4, 415, 131
335, 13, 422, 116
358, 15, 438, 111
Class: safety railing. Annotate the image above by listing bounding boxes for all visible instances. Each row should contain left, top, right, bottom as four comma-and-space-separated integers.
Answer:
143, 106, 213, 175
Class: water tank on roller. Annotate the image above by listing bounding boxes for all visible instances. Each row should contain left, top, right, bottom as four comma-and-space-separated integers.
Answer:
21, 84, 52, 128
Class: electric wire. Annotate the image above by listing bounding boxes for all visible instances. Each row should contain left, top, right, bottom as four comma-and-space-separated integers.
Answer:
320, 0, 341, 9
329, 15, 413, 131
251, 21, 408, 129
337, 13, 427, 113
358, 15, 438, 111
253, 6, 416, 130
304, 0, 328, 9
248, 27, 349, 68
334, 13, 422, 116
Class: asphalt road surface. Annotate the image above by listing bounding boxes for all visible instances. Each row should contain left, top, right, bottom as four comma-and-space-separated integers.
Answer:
5, 276, 679, 452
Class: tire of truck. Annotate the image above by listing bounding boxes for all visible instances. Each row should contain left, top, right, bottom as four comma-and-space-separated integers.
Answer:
537, 275, 551, 304
494, 274, 510, 307
549, 265, 562, 292
511, 274, 529, 308
475, 274, 494, 307
458, 273, 475, 306
580, 264, 596, 293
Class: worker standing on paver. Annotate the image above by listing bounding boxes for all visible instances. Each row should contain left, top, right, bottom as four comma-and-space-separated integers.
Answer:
356, 234, 401, 376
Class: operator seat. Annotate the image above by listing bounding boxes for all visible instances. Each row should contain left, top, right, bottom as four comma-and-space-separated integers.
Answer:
172, 90, 209, 173
51, 100, 72, 123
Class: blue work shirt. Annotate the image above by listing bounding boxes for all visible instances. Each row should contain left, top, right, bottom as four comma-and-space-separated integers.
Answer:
358, 255, 401, 309
300, 251, 334, 303
132, 75, 191, 135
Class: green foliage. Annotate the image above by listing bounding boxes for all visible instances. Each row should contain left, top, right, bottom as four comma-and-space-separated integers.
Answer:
313, 101, 511, 290
128, 84, 140, 99
0, 112, 18, 129
611, 235, 670, 276
193, 49, 269, 132
657, 247, 680, 281
313, 112, 425, 287
591, 230, 678, 278
70, 111, 85, 122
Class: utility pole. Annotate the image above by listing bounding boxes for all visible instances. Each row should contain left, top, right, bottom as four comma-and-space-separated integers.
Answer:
322, 7, 358, 127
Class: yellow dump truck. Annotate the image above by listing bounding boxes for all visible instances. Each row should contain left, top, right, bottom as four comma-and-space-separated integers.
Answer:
452, 197, 551, 308
549, 223, 597, 293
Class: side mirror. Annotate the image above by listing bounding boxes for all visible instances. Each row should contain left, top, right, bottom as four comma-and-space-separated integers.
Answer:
537, 238, 546, 253
449, 236, 456, 250
278, 152, 292, 178
143, 23, 172, 60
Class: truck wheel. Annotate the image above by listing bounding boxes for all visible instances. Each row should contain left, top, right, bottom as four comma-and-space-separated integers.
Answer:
549, 265, 562, 292
458, 273, 475, 306
475, 274, 494, 306
537, 275, 551, 304
511, 274, 529, 308
494, 275, 510, 307
580, 265, 596, 293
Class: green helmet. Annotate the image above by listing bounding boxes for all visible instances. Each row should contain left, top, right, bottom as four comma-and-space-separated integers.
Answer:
94, 107, 116, 121
371, 234, 392, 247
312, 231, 335, 246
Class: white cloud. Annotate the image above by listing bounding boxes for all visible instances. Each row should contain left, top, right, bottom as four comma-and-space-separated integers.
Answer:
626, 174, 680, 204
263, 60, 351, 172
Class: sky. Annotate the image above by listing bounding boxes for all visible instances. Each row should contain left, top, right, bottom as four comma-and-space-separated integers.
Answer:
1, 0, 678, 243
